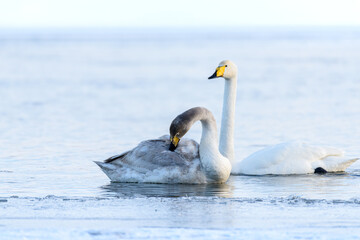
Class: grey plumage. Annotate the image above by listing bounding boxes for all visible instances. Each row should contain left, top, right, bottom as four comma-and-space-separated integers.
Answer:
95, 135, 205, 183
95, 107, 218, 183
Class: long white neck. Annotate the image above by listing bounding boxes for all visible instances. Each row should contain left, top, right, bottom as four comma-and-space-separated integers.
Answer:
219, 75, 237, 165
198, 109, 231, 183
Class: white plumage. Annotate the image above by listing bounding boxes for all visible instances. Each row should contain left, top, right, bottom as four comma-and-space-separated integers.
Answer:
211, 60, 358, 175
234, 141, 358, 175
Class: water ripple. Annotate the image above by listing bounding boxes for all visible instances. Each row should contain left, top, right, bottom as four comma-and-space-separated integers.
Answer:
2, 195, 360, 206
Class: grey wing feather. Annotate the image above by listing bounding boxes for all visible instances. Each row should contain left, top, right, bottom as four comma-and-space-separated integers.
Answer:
104, 139, 167, 163
104, 151, 130, 163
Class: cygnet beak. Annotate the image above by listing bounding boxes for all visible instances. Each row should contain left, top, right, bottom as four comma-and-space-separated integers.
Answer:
169, 135, 180, 151
169, 142, 177, 151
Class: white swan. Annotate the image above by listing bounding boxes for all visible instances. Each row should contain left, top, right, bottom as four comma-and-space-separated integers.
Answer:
95, 107, 231, 184
208, 60, 358, 175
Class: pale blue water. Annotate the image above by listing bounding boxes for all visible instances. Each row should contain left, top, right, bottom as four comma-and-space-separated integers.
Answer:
1, 27, 360, 239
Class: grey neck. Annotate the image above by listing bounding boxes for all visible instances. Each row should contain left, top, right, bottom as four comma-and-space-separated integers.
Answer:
173, 107, 231, 182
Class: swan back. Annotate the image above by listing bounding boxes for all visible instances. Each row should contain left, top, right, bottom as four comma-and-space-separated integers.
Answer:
235, 141, 355, 175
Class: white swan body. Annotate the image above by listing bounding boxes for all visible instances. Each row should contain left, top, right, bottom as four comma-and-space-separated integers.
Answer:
209, 60, 358, 175
96, 108, 231, 184
234, 141, 358, 175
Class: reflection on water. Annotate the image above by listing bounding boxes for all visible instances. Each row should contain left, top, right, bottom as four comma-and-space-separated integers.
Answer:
231, 172, 360, 199
99, 171, 360, 200
100, 182, 234, 198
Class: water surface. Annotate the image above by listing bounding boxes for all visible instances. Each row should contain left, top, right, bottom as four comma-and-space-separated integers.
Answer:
1, 27, 360, 239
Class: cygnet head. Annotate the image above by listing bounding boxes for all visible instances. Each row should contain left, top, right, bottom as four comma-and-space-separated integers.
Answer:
208, 60, 238, 80
169, 107, 203, 151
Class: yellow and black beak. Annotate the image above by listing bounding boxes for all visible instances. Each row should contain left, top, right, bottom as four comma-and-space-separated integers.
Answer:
208, 65, 226, 79
169, 135, 180, 151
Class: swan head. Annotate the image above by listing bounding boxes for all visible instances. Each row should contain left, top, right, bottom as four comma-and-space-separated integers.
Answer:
208, 60, 238, 80
169, 107, 204, 151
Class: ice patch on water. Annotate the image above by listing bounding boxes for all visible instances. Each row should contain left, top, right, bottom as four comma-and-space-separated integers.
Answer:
2, 195, 360, 207
2, 227, 360, 240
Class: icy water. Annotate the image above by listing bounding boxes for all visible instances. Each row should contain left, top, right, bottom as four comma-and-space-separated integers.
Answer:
1, 27, 360, 239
